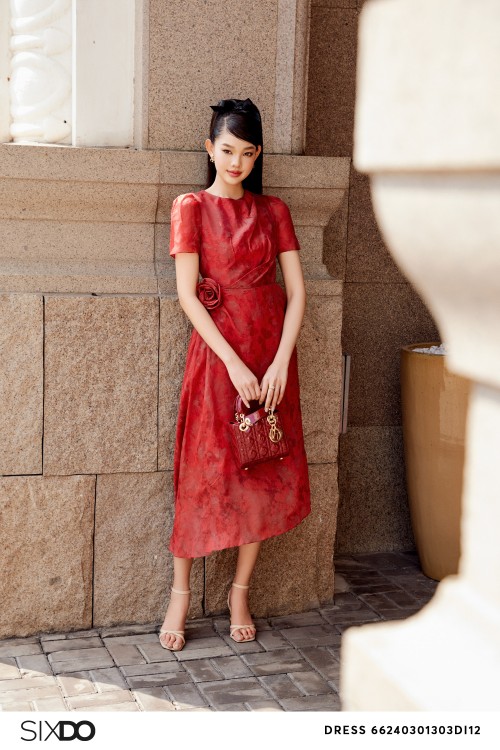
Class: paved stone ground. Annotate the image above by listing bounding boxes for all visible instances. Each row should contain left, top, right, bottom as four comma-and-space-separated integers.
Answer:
0, 551, 437, 712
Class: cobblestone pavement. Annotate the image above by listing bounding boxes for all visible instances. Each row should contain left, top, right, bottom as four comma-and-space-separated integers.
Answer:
0, 551, 437, 712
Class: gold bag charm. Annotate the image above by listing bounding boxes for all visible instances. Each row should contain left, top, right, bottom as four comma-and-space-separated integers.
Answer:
237, 413, 251, 432
267, 410, 283, 443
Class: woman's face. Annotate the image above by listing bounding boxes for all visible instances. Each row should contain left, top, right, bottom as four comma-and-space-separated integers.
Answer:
205, 127, 261, 188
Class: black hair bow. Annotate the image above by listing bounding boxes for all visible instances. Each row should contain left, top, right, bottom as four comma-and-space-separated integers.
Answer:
210, 98, 254, 115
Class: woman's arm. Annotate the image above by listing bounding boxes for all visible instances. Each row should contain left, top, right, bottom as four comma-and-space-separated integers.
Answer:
259, 250, 306, 412
175, 252, 237, 366
274, 250, 306, 366
174, 253, 260, 407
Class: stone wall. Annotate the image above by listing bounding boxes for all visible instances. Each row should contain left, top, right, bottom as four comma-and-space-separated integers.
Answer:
306, 0, 440, 553
146, 0, 309, 153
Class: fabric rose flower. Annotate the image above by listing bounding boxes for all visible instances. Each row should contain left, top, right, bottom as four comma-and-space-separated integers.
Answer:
196, 277, 222, 310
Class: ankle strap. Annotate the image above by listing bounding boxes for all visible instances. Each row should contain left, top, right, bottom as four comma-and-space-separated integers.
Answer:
171, 586, 191, 594
232, 582, 250, 589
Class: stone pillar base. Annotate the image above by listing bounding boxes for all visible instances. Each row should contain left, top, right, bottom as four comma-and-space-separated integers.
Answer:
341, 576, 500, 710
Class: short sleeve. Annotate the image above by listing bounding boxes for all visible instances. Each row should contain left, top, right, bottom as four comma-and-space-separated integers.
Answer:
169, 193, 201, 256
269, 196, 300, 254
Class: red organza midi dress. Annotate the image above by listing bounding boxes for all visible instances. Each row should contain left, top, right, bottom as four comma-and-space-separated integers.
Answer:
168, 188, 311, 558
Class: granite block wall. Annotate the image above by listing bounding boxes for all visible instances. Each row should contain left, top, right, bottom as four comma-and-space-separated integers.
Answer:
307, 1, 441, 553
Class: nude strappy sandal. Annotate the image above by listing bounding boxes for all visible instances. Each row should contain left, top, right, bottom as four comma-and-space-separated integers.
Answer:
159, 586, 191, 651
227, 582, 257, 643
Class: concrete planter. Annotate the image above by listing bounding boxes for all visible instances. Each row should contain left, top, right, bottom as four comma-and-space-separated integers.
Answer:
401, 342, 471, 580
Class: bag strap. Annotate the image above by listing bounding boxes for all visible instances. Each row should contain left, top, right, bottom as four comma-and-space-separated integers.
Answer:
233, 395, 274, 425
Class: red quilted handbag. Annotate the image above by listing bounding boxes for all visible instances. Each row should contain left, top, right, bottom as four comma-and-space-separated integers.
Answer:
229, 395, 290, 470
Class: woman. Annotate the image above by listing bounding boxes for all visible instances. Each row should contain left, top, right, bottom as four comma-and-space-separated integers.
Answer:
159, 98, 311, 651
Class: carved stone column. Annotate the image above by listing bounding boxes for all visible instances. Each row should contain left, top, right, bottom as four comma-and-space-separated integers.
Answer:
341, 0, 500, 710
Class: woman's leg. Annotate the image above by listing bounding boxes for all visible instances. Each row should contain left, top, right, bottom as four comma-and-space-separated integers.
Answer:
159, 555, 194, 650
228, 541, 261, 642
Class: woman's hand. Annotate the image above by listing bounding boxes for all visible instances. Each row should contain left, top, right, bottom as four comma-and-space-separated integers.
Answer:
259, 357, 289, 412
225, 357, 261, 408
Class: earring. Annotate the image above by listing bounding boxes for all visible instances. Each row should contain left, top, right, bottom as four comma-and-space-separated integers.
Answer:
210, 155, 215, 162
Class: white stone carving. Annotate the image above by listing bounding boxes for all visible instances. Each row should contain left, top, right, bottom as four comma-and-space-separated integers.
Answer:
9, 0, 72, 143
0, 5, 11, 142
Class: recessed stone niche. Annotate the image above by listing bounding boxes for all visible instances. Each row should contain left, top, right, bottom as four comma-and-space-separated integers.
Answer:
0, 145, 346, 635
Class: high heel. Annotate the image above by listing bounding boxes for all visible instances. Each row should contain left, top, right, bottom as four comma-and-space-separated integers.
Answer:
159, 586, 191, 651
227, 582, 256, 643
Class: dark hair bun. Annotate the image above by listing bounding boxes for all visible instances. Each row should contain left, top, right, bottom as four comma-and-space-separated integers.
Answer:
210, 98, 260, 120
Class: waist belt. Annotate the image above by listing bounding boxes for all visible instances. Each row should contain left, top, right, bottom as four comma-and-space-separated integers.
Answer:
221, 281, 279, 291
196, 278, 280, 311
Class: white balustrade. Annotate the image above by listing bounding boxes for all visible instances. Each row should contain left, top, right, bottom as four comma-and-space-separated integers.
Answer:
1, 0, 139, 146
9, 0, 72, 143
0, 1, 11, 141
